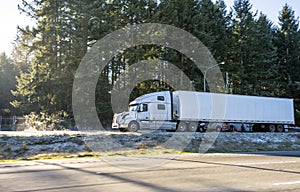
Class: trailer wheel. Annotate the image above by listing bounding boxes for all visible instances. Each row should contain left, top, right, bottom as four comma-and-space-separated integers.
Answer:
128, 121, 139, 132
268, 124, 276, 132
215, 125, 222, 132
252, 124, 258, 132
177, 122, 188, 132
230, 125, 235, 132
206, 124, 221, 132
188, 122, 198, 132
276, 125, 284, 132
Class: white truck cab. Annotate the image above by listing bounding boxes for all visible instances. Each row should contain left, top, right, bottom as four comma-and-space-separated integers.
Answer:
112, 91, 177, 132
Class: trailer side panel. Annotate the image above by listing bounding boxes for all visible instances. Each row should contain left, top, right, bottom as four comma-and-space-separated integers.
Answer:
174, 91, 294, 124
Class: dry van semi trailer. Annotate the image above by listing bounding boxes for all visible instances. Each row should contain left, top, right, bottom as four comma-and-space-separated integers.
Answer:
112, 91, 294, 132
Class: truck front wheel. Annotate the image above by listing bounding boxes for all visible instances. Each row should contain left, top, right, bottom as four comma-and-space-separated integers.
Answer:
128, 121, 139, 132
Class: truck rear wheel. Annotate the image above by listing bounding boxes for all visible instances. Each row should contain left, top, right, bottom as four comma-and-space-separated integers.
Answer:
128, 121, 139, 132
188, 122, 198, 132
177, 122, 188, 132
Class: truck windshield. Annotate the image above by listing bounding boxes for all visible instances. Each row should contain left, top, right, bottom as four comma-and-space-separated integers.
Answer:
129, 104, 139, 111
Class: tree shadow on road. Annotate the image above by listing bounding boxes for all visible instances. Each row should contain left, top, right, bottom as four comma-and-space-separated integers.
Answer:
28, 160, 246, 192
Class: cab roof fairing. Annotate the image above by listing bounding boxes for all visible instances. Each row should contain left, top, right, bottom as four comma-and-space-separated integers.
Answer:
128, 91, 171, 106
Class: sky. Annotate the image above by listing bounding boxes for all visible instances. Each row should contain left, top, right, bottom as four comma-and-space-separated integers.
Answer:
0, 0, 35, 55
221, 0, 300, 24
0, 0, 300, 55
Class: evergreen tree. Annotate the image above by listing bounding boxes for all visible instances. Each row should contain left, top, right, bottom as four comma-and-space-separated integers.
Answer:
198, 0, 230, 61
228, 0, 256, 95
14, 0, 99, 114
15, 0, 68, 113
155, 0, 207, 91
250, 13, 278, 96
0, 53, 17, 113
197, 0, 231, 91
274, 4, 300, 97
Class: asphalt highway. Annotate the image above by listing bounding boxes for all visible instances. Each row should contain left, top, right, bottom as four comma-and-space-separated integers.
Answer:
0, 151, 300, 192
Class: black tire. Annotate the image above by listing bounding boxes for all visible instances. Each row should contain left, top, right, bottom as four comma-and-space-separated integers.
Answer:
268, 124, 276, 132
241, 125, 245, 132
177, 122, 188, 132
199, 127, 205, 132
188, 122, 198, 132
230, 125, 235, 132
252, 124, 258, 132
128, 121, 139, 132
216, 125, 222, 132
276, 125, 284, 132
206, 124, 221, 132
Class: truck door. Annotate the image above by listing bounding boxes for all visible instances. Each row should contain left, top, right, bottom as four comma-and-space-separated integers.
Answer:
137, 103, 151, 128
137, 103, 149, 120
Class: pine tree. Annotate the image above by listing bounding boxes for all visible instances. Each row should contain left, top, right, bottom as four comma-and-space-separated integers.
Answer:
0, 53, 17, 113
274, 4, 300, 97
250, 13, 278, 96
154, 0, 204, 91
14, 0, 97, 114
228, 0, 257, 95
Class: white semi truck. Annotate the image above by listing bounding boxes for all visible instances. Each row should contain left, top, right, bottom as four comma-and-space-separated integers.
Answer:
112, 91, 295, 132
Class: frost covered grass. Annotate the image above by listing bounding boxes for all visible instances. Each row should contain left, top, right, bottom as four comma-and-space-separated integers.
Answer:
0, 150, 181, 161
207, 132, 300, 153
0, 131, 299, 160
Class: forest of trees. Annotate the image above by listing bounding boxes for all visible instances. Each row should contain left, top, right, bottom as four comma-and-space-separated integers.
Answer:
1, 0, 300, 127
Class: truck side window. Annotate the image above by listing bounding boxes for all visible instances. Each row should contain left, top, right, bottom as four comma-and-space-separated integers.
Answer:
157, 104, 165, 110
157, 96, 165, 101
139, 104, 148, 112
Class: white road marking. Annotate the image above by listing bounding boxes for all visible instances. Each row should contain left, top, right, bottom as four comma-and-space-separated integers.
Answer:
237, 161, 297, 166
274, 181, 300, 186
